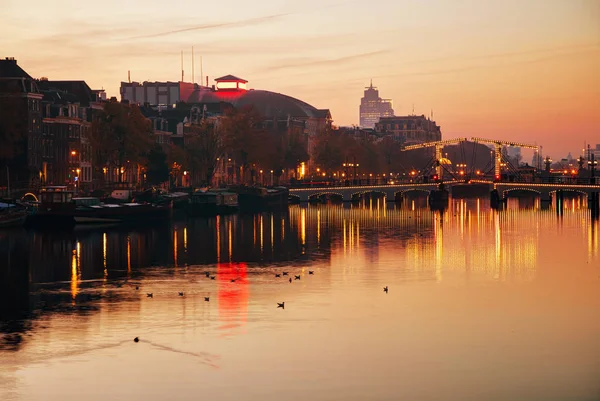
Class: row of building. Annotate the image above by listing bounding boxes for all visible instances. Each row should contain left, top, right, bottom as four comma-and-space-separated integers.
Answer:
0, 59, 333, 191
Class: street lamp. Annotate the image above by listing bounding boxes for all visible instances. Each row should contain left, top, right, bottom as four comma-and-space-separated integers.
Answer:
588, 154, 598, 181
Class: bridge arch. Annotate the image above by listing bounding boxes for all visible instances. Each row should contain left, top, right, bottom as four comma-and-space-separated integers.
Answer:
549, 189, 588, 197
399, 188, 431, 197
502, 188, 542, 198
351, 190, 388, 201
308, 192, 345, 203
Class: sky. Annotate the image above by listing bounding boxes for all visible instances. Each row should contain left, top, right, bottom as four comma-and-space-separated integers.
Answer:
1, 0, 599, 158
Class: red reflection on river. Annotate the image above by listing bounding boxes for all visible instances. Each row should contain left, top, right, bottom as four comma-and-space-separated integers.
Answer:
217, 262, 248, 335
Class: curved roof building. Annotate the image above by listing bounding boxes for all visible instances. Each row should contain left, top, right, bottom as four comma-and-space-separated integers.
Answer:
187, 75, 329, 120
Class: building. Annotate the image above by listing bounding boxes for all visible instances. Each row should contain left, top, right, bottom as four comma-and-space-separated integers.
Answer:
375, 115, 441, 144
120, 80, 197, 106
187, 75, 332, 177
37, 79, 105, 190
359, 81, 394, 129
0, 57, 43, 191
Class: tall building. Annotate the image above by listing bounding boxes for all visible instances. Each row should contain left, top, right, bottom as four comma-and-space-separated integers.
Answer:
0, 57, 43, 190
375, 115, 441, 144
359, 81, 393, 128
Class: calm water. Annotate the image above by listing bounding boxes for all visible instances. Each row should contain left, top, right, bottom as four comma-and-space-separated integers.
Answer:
1, 198, 599, 401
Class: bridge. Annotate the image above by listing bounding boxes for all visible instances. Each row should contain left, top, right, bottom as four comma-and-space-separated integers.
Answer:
289, 180, 600, 206
289, 182, 441, 202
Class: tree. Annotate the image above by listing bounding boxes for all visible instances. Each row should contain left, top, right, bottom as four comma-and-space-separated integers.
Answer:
314, 129, 345, 172
184, 119, 224, 187
145, 144, 170, 185
221, 105, 268, 184
91, 100, 153, 183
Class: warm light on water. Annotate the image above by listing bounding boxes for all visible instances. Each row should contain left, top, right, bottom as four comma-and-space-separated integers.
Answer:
1, 199, 599, 401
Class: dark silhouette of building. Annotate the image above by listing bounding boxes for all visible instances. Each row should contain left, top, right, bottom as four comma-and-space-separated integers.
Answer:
375, 115, 441, 144
36, 79, 105, 189
0, 57, 43, 191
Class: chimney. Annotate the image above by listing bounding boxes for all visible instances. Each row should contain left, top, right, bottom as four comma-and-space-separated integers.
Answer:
206, 76, 208, 87
4, 57, 16, 63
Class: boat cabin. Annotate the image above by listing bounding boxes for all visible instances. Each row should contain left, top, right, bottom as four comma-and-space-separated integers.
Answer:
39, 186, 74, 204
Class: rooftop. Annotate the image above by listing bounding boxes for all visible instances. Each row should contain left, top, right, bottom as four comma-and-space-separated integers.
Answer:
215, 75, 247, 83
0, 57, 32, 79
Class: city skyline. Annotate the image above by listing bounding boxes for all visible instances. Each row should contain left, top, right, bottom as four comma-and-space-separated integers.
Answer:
1, 0, 599, 157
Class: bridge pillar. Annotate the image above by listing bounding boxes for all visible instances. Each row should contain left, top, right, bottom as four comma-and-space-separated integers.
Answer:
490, 189, 503, 209
590, 192, 600, 218
556, 189, 564, 215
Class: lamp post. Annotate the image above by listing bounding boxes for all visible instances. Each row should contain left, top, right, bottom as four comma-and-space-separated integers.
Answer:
589, 154, 598, 183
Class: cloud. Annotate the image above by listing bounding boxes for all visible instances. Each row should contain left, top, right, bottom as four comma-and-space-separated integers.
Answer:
260, 50, 389, 73
128, 14, 289, 40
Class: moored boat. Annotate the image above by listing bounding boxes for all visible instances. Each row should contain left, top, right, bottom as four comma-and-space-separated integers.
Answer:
185, 190, 238, 217
230, 186, 289, 212
0, 202, 28, 228
26, 186, 172, 228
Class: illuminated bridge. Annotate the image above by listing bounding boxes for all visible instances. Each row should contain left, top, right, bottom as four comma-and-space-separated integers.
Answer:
289, 180, 600, 204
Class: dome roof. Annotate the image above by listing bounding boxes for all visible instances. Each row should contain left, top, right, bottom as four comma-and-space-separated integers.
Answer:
187, 88, 321, 119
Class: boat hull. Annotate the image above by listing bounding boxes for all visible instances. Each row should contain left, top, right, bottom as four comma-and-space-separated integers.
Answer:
0, 210, 28, 228
26, 204, 171, 228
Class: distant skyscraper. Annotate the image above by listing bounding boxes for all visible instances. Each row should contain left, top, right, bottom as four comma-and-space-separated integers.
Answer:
359, 81, 394, 128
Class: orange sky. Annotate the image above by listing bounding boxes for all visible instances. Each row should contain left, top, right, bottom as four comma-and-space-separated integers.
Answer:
1, 0, 599, 157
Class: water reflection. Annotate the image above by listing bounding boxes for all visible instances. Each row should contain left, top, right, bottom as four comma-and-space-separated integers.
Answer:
0, 199, 599, 400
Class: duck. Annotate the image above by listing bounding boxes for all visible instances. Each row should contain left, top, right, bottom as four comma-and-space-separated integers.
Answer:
147, 293, 153, 298
134, 337, 139, 343
275, 273, 281, 278
230, 279, 236, 283
178, 292, 184, 297
308, 271, 314, 275
210, 276, 216, 280
204, 297, 210, 302
277, 302, 285, 309
282, 272, 289, 276
294, 275, 301, 280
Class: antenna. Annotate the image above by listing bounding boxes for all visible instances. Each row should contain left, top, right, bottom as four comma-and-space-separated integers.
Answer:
128, 70, 130, 83
412, 104, 414, 115
200, 56, 203, 87
192, 46, 194, 84
181, 50, 184, 82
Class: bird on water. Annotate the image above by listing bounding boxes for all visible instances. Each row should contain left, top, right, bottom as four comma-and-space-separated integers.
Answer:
210, 276, 216, 280
134, 337, 139, 343
277, 302, 285, 309
383, 286, 388, 293
178, 292, 184, 297
204, 272, 210, 277
289, 278, 292, 283
294, 275, 301, 280
135, 286, 139, 290
275, 273, 281, 278
282, 272, 289, 276
147, 293, 153, 298
204, 297, 210, 302
308, 271, 314, 275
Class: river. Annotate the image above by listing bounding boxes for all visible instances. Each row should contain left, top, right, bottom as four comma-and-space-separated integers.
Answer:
1, 198, 599, 401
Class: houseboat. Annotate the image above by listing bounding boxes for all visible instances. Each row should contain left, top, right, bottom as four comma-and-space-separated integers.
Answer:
0, 202, 28, 228
185, 190, 238, 217
231, 186, 289, 212
26, 186, 172, 227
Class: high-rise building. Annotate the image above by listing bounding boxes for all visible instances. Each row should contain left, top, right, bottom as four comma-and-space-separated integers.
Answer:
359, 81, 393, 128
